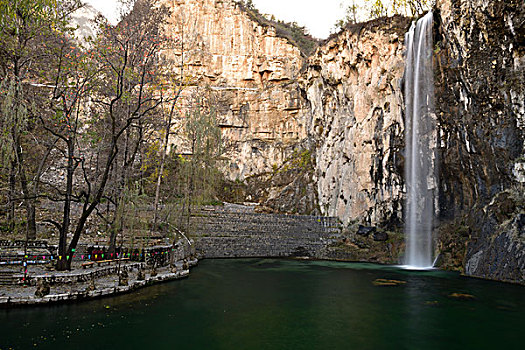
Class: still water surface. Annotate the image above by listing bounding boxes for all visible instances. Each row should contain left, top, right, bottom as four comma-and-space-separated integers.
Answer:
1, 259, 524, 349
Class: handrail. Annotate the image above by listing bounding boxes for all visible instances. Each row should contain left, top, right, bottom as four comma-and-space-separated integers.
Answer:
167, 223, 192, 246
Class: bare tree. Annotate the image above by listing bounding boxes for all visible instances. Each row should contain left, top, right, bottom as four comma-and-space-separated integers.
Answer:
101, 0, 173, 252
38, 0, 169, 270
178, 91, 222, 232
0, 0, 81, 239
151, 8, 198, 233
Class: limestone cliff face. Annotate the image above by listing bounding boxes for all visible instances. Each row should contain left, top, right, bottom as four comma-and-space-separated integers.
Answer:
305, 17, 411, 226
434, 0, 524, 283
161, 0, 309, 180
159, 1, 412, 226
156, 0, 525, 282
293, 1, 524, 282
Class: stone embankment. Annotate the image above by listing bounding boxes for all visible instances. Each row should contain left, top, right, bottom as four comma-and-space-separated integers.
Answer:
0, 237, 198, 307
190, 204, 405, 264
0, 259, 197, 307
190, 205, 341, 258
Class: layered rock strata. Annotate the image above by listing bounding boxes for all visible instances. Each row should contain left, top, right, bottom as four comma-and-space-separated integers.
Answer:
161, 0, 310, 180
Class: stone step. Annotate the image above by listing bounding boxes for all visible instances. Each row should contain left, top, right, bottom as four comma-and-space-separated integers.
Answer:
0, 272, 17, 285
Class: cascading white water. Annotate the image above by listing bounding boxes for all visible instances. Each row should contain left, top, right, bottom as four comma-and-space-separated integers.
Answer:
404, 12, 437, 269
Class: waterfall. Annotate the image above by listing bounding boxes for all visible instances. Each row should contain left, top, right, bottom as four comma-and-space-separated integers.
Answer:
404, 12, 437, 269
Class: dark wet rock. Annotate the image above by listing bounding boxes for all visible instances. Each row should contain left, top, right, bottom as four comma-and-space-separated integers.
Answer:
373, 231, 389, 242
373, 278, 406, 286
435, 0, 525, 284
357, 225, 376, 236
517, 214, 525, 236
291, 246, 310, 257
353, 239, 369, 249
488, 192, 517, 223
448, 293, 476, 300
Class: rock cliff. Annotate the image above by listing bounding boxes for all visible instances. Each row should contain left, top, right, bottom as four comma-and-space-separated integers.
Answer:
159, 1, 413, 225
158, 0, 524, 283
305, 17, 411, 226
434, 0, 524, 283
161, 0, 311, 180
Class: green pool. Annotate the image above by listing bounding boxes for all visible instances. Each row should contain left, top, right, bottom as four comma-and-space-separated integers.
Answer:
1, 259, 524, 349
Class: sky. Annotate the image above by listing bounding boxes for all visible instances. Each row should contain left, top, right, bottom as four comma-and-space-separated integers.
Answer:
83, 0, 354, 39
251, 0, 349, 38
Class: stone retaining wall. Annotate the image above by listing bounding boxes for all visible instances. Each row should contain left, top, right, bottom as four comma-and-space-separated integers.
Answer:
0, 269, 190, 307
0, 258, 198, 307
23, 262, 144, 286
191, 209, 341, 258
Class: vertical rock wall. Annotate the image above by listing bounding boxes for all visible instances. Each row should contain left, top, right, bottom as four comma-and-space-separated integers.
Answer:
305, 17, 411, 226
155, 0, 525, 283
435, 0, 524, 217
435, 0, 524, 283
161, 0, 310, 180
159, 1, 413, 226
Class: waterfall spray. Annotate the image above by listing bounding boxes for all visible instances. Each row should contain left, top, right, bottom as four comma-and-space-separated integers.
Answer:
404, 12, 437, 269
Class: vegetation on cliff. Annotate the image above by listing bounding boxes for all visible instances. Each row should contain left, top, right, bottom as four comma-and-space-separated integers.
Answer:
333, 0, 433, 32
236, 0, 319, 56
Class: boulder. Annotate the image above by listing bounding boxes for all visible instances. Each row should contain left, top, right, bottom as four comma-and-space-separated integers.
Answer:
448, 293, 476, 300
34, 279, 50, 298
150, 267, 157, 277
86, 278, 96, 292
137, 268, 145, 281
119, 270, 128, 286
373, 231, 389, 241
357, 225, 376, 236
373, 278, 406, 286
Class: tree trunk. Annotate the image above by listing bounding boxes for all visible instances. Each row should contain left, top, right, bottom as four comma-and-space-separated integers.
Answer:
152, 125, 170, 233
14, 140, 37, 240
58, 141, 118, 271
7, 160, 16, 231
109, 125, 142, 253
11, 78, 37, 240
26, 204, 36, 240
108, 227, 120, 254
56, 141, 75, 271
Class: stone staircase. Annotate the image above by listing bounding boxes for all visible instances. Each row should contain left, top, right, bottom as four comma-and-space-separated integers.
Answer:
190, 207, 341, 259
0, 271, 18, 286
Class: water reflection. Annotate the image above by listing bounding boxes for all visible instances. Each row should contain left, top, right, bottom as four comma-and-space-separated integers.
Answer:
1, 259, 523, 350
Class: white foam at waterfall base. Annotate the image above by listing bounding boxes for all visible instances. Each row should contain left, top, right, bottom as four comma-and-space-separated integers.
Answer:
404, 12, 437, 269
